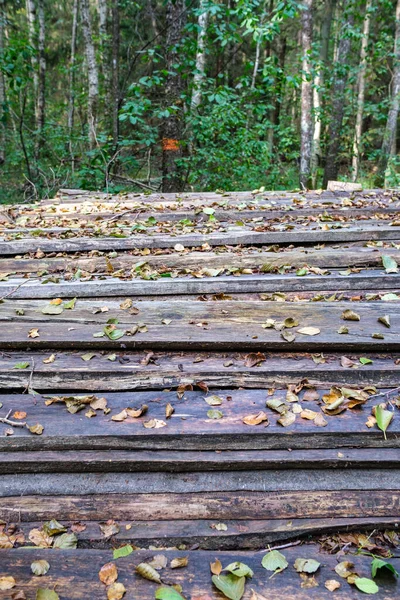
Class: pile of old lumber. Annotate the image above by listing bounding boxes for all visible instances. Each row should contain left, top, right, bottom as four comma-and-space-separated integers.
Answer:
0, 188, 400, 599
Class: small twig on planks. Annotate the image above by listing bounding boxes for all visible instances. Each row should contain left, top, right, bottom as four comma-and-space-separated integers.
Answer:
0, 279, 32, 302
368, 386, 400, 401
0, 409, 26, 427
258, 540, 302, 553
105, 208, 146, 223
23, 357, 35, 394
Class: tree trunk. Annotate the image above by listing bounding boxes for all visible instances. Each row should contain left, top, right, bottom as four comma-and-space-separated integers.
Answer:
267, 34, 286, 153
68, 0, 79, 172
311, 0, 336, 187
80, 0, 99, 148
376, 0, 400, 185
161, 0, 187, 192
191, 0, 208, 109
26, 0, 38, 99
351, 0, 372, 182
97, 0, 113, 123
36, 0, 46, 145
0, 0, 6, 164
111, 0, 119, 147
300, 0, 313, 189
251, 38, 261, 90
322, 5, 355, 187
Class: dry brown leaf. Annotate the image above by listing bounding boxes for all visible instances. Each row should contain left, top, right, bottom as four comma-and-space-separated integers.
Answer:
277, 411, 296, 427
28, 528, 53, 548
43, 354, 56, 364
325, 579, 341, 592
335, 561, 355, 579
126, 405, 148, 418
165, 403, 174, 419
99, 562, 118, 586
50, 298, 63, 305
314, 413, 328, 427
341, 309, 360, 321
100, 520, 120, 538
340, 356, 356, 368
28, 423, 44, 435
0, 576, 16, 590
107, 583, 126, 600
244, 352, 266, 367
28, 328, 40, 338
210, 559, 222, 575
13, 411, 27, 420
300, 573, 319, 588
302, 388, 319, 401
297, 326, 320, 336
148, 554, 168, 570
120, 299, 132, 310
286, 390, 299, 403
11, 591, 27, 600
111, 410, 128, 422
90, 397, 108, 411
143, 419, 167, 429
366, 414, 377, 428
71, 522, 86, 533
300, 409, 318, 420
170, 557, 189, 569
242, 411, 269, 426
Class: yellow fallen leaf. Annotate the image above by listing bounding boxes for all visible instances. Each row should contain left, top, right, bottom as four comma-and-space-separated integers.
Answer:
297, 327, 320, 336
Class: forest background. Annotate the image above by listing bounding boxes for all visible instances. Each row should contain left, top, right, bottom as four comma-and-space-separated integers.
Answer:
0, 0, 399, 202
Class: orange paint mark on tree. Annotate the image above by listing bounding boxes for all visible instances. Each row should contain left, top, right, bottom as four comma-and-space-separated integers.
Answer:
162, 137, 180, 151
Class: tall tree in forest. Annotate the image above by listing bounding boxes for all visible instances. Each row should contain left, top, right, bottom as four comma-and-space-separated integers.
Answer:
191, 0, 208, 109
68, 0, 79, 171
36, 0, 46, 145
98, 0, 113, 125
351, 0, 372, 182
80, 0, 99, 148
376, 0, 400, 185
299, 0, 313, 189
161, 0, 187, 192
323, 3, 354, 187
311, 0, 336, 186
26, 0, 38, 102
111, 0, 119, 146
0, 0, 5, 164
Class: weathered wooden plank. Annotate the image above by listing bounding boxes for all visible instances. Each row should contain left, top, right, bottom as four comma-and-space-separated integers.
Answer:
0, 388, 396, 451
0, 300, 398, 351
1, 448, 399, 473
2, 470, 400, 497
2, 224, 400, 254
2, 490, 400, 521
1, 351, 398, 391
1, 245, 398, 278
5, 206, 400, 230
2, 547, 399, 599
0, 271, 398, 298
9, 516, 400, 550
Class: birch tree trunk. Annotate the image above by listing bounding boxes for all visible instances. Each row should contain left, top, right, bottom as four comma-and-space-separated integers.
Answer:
68, 0, 79, 171
323, 5, 355, 187
351, 0, 372, 182
251, 38, 261, 90
376, 0, 400, 185
80, 0, 99, 148
191, 0, 208, 109
111, 0, 119, 146
311, 0, 335, 187
25, 0, 39, 121
161, 0, 187, 192
97, 0, 113, 123
0, 0, 6, 164
300, 0, 313, 189
36, 0, 46, 143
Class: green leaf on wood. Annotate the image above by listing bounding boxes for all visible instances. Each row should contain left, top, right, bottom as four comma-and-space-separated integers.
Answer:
211, 574, 245, 600
371, 558, 399, 579
375, 404, 393, 439
155, 587, 186, 600
113, 544, 134, 559
382, 255, 399, 274
261, 550, 288, 573
353, 578, 379, 594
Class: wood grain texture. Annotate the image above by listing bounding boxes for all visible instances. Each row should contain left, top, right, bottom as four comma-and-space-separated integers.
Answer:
2, 547, 399, 598
1, 351, 398, 391
9, 516, 400, 549
0, 389, 396, 451
2, 490, 400, 521
0, 299, 399, 351
3, 223, 400, 254
0, 270, 399, 298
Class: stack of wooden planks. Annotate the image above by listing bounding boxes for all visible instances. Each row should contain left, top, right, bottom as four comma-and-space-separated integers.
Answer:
1, 187, 400, 599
